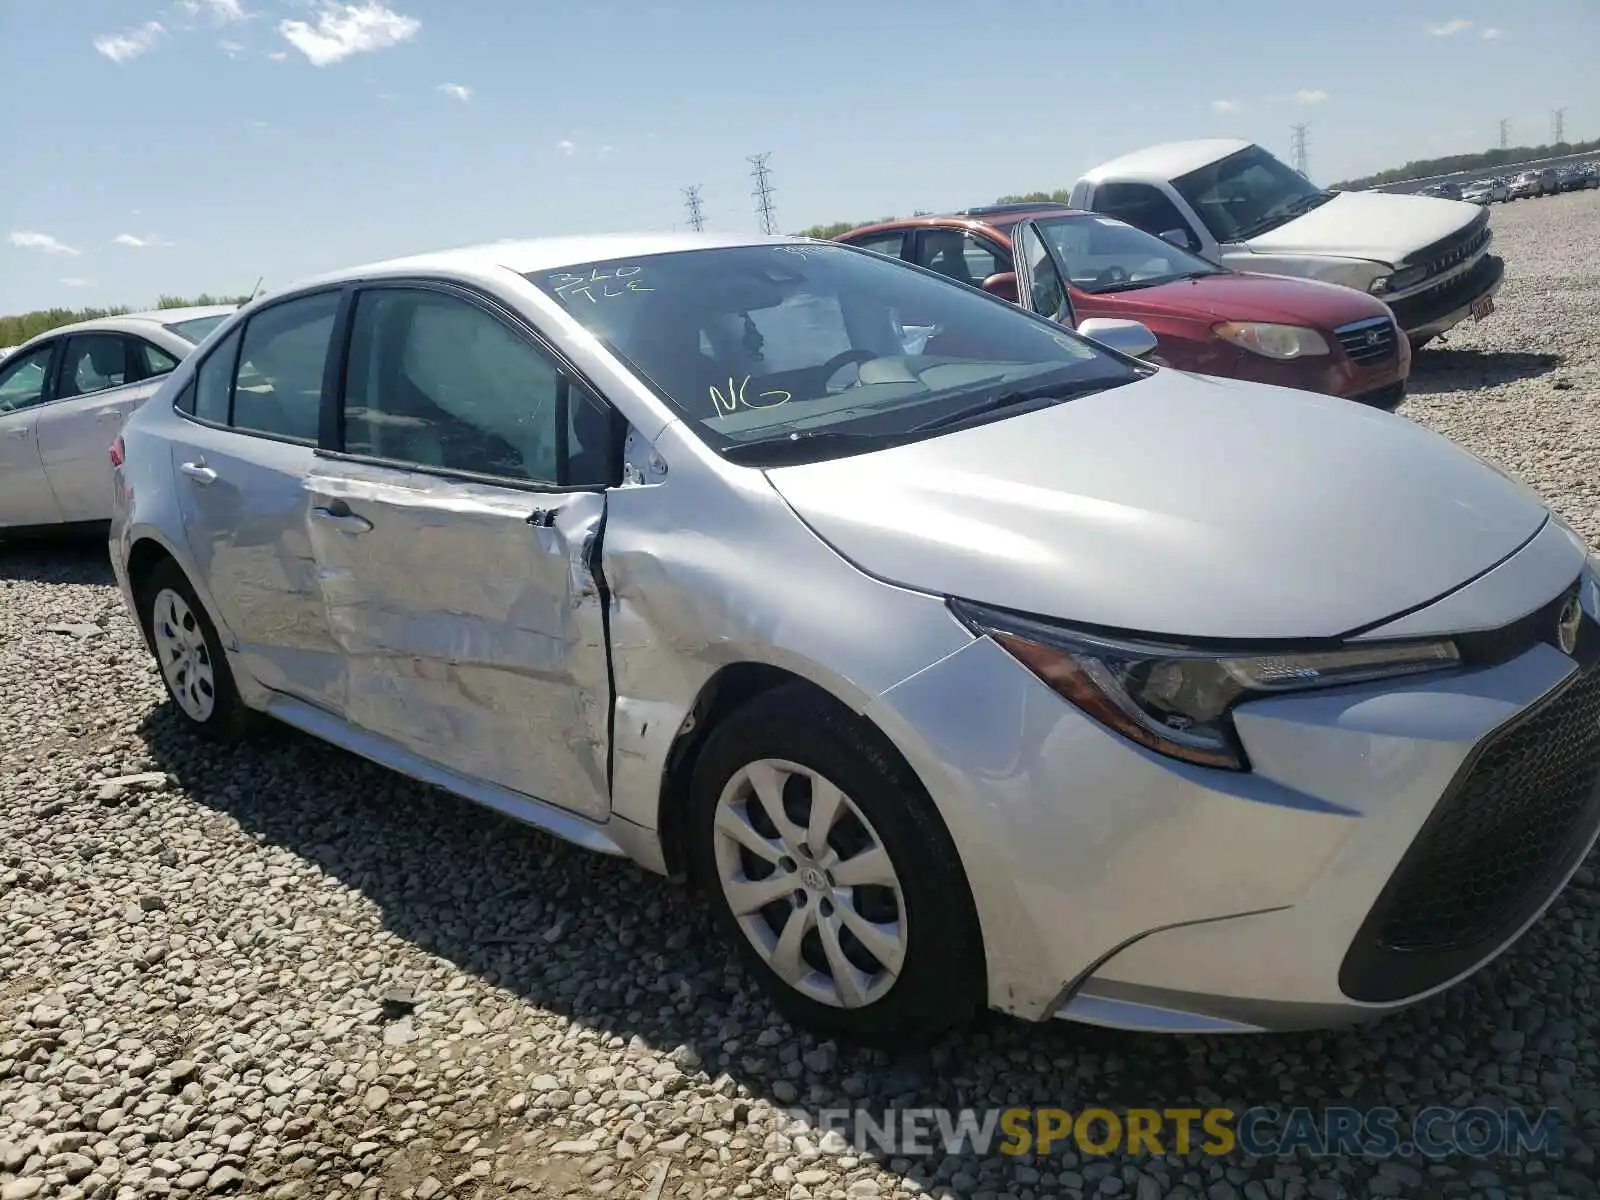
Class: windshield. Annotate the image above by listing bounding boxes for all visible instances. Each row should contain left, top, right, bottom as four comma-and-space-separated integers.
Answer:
163, 313, 230, 344
1034, 214, 1225, 294
527, 244, 1143, 458
1171, 145, 1334, 243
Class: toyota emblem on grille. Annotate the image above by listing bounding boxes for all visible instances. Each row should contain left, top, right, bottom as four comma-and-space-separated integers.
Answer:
1556, 594, 1582, 656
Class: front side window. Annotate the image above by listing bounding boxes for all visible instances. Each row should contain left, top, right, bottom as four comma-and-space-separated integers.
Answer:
0, 345, 53, 413
58, 334, 130, 399
231, 292, 338, 441
1090, 184, 1195, 244
1036, 215, 1226, 294
341, 288, 614, 487
1170, 145, 1333, 243
528, 243, 1142, 460
913, 229, 1007, 288
840, 231, 906, 259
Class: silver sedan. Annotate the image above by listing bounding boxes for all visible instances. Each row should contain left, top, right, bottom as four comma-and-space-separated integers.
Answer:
108, 234, 1600, 1044
0, 305, 234, 533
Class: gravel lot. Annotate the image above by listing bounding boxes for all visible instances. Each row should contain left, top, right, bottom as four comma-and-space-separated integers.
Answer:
4, 190, 1599, 1200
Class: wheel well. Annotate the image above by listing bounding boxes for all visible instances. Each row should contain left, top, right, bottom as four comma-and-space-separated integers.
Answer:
656, 664, 844, 878
125, 538, 178, 639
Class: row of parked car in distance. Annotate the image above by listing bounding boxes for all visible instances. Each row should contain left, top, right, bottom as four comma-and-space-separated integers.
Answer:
1440, 161, 1600, 204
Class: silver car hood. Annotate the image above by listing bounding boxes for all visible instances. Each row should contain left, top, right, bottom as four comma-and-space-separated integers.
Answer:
764, 372, 1550, 641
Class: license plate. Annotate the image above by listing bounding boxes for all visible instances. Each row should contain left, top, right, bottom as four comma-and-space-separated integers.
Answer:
1470, 295, 1495, 321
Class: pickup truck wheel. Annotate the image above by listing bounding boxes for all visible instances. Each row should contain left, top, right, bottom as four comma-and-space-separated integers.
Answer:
688, 684, 984, 1047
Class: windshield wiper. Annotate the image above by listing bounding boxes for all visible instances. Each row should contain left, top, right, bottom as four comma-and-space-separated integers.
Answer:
910, 378, 1127, 433
1233, 190, 1335, 239
720, 429, 895, 466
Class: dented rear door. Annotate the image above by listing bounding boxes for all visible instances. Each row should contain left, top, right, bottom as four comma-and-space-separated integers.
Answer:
304, 459, 612, 820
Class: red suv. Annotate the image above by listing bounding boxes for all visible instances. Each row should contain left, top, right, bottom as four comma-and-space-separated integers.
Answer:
837, 205, 1410, 408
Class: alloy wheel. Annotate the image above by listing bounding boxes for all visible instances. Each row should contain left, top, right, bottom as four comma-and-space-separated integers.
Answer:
151, 587, 216, 722
711, 758, 907, 1008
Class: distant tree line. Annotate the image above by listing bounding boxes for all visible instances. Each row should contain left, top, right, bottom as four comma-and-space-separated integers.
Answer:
0, 293, 251, 349
1328, 138, 1600, 190
794, 139, 1600, 240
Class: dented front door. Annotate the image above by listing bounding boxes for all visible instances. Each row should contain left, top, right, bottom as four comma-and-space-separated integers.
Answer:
304, 459, 612, 820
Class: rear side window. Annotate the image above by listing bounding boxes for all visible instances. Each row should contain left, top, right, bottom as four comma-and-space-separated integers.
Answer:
134, 340, 181, 379
231, 293, 338, 442
58, 334, 131, 399
192, 328, 241, 424
842, 231, 906, 259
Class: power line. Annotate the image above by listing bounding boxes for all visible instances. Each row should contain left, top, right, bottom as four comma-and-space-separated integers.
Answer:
1498, 118, 1510, 150
682, 185, 705, 233
1552, 107, 1567, 145
749, 153, 778, 235
1289, 124, 1310, 178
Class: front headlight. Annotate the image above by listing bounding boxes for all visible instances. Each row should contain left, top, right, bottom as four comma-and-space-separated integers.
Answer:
950, 600, 1461, 771
1212, 322, 1330, 360
1370, 264, 1427, 295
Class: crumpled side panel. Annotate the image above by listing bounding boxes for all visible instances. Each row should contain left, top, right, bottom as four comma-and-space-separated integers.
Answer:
304, 463, 611, 821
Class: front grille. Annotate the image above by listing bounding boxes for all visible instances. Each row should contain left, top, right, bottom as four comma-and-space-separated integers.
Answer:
1340, 613, 1600, 1003
1334, 316, 1399, 365
1387, 253, 1505, 332
1455, 579, 1584, 667
1403, 207, 1492, 281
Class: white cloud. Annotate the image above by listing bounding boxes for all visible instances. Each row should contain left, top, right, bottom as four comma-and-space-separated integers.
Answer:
1212, 99, 1245, 114
60, 278, 96, 289
1294, 88, 1330, 106
278, 2, 420, 67
9, 231, 80, 256
94, 21, 165, 63
436, 82, 471, 101
177, 0, 250, 23
556, 139, 576, 155
1428, 18, 1474, 35
219, 39, 244, 56
267, 49, 289, 59
1482, 26, 1502, 39
115, 233, 153, 248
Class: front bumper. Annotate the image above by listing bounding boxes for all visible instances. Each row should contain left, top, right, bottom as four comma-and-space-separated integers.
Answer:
872, 530, 1600, 1032
1388, 253, 1506, 341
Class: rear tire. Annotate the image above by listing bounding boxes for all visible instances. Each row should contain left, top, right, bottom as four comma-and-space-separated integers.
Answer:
137, 559, 251, 742
688, 684, 984, 1047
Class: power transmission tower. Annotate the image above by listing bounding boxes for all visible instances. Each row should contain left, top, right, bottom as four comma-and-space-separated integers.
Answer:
749, 153, 778, 235
1552, 108, 1567, 144
1498, 118, 1509, 150
1289, 124, 1310, 177
683, 185, 705, 233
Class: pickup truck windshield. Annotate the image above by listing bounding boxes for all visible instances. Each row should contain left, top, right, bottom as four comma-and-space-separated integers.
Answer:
1172, 145, 1335, 243
526, 243, 1144, 462
1034, 214, 1226, 294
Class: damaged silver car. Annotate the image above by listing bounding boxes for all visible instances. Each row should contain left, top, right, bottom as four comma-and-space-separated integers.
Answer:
110, 233, 1600, 1044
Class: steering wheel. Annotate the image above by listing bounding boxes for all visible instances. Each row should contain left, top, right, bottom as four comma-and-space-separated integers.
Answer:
1093, 265, 1129, 288
820, 348, 880, 392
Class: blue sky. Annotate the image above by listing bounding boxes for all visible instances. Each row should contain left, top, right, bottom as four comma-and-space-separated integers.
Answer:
2, 0, 1596, 314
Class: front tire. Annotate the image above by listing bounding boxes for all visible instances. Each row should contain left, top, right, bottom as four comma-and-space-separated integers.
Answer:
138, 559, 251, 741
688, 684, 984, 1046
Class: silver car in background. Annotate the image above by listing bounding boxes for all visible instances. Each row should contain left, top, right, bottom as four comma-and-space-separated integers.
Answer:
0, 306, 234, 533
109, 234, 1600, 1044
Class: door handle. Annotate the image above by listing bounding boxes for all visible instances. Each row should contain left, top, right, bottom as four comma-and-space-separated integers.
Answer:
5, 428, 29, 440
179, 460, 218, 485
97, 410, 123, 423
311, 505, 373, 534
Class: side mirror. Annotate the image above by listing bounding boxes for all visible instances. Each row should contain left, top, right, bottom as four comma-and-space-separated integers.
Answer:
980, 271, 1019, 304
1077, 318, 1159, 359
1159, 228, 1197, 252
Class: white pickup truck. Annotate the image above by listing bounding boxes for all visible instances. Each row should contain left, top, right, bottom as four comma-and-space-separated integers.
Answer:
1068, 139, 1504, 348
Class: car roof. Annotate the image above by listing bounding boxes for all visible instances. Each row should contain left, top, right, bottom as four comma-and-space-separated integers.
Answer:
838, 207, 1096, 242
295, 232, 806, 289
1078, 138, 1254, 184
13, 304, 238, 352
